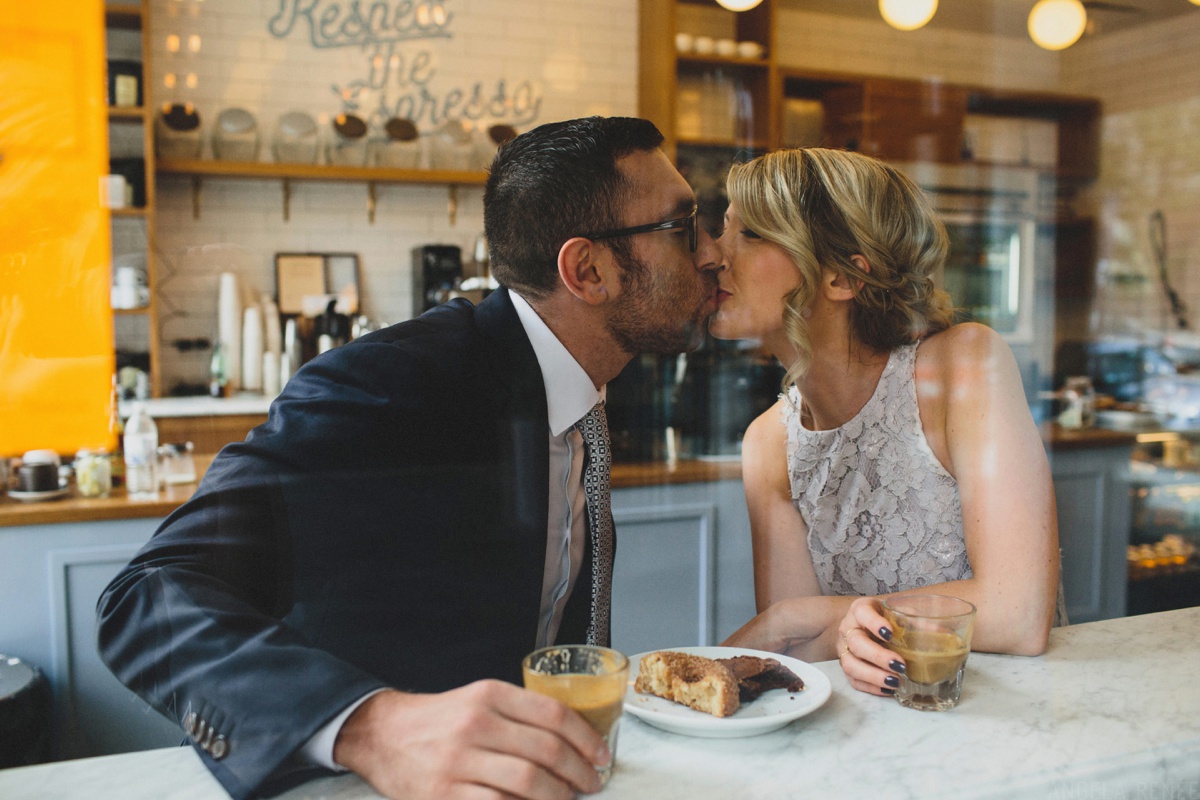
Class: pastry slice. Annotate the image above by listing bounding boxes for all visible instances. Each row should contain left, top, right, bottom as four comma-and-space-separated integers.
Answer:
634, 651, 740, 717
716, 655, 805, 703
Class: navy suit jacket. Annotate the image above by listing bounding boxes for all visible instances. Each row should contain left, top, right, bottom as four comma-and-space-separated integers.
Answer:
97, 289, 600, 798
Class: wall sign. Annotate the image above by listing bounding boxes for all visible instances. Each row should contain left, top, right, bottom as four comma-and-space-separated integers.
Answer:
267, 0, 543, 131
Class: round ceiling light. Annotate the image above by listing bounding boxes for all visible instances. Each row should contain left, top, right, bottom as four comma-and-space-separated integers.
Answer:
715, 0, 764, 10
879, 0, 938, 31
1028, 0, 1088, 50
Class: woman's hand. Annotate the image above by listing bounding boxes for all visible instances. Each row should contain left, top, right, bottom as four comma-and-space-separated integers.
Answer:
836, 597, 906, 697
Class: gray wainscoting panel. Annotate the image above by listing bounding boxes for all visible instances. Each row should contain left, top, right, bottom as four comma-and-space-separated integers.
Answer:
47, 544, 181, 758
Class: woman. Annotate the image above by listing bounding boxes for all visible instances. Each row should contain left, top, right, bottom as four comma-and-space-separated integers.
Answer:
712, 148, 1061, 698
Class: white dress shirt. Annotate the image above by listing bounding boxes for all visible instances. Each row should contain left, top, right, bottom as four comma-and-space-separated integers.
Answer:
300, 291, 601, 770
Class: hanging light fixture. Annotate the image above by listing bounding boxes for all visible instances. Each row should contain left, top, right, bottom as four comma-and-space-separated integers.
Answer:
1028, 0, 1087, 50
879, 0, 938, 31
715, 0, 764, 11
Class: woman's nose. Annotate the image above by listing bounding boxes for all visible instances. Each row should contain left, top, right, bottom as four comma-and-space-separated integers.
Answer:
694, 228, 724, 272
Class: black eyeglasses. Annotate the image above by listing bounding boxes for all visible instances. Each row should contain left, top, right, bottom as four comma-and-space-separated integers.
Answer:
582, 206, 698, 253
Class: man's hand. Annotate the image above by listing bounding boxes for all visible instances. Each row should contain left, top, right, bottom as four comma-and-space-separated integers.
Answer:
333, 681, 609, 800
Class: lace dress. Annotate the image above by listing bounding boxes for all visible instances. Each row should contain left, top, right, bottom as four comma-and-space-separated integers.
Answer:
783, 342, 972, 596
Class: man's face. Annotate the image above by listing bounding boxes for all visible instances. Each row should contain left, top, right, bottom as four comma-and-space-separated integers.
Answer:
602, 149, 720, 355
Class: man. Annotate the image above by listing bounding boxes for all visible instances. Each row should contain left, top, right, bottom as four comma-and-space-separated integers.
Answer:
97, 116, 721, 800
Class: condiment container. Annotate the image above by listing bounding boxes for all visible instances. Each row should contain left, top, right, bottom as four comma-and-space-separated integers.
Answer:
75, 449, 113, 497
157, 442, 197, 486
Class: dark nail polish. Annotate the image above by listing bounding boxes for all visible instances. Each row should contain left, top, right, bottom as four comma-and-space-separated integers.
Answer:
884, 675, 900, 688
889, 660, 906, 674
881, 687, 896, 696
879, 626, 893, 641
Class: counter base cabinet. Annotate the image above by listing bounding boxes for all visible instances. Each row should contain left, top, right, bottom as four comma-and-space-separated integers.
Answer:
1051, 446, 1133, 624
0, 519, 180, 763
0, 480, 757, 762
611, 480, 756, 656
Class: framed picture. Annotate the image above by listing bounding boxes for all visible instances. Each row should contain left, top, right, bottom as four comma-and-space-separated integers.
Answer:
275, 252, 360, 315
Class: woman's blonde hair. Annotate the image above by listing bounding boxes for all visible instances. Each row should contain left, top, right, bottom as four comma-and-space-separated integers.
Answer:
726, 148, 954, 389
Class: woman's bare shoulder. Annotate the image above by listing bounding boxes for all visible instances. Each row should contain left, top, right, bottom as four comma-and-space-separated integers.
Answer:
745, 396, 788, 443
918, 323, 1017, 381
742, 397, 791, 485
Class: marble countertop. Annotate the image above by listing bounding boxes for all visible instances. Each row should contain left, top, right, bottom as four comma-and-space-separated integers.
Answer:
118, 395, 274, 419
2, 607, 1197, 799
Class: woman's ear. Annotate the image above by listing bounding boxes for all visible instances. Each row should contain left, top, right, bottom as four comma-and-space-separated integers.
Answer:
557, 237, 609, 305
822, 254, 870, 301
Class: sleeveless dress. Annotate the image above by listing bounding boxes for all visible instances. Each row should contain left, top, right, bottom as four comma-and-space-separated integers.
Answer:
782, 342, 972, 596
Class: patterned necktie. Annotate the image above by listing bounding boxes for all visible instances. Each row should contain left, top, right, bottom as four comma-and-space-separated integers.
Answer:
575, 401, 615, 648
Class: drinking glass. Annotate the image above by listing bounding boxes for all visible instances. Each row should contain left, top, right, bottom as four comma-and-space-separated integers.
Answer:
881, 595, 977, 711
522, 645, 628, 787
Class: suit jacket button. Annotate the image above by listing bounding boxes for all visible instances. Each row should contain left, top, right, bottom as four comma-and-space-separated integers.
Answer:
183, 712, 197, 738
211, 736, 228, 760
201, 726, 215, 750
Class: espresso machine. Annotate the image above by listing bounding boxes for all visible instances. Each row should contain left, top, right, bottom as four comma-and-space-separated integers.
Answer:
412, 245, 462, 317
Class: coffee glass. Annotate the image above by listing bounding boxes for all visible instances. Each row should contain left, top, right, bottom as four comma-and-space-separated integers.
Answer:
522, 645, 628, 788
881, 595, 976, 711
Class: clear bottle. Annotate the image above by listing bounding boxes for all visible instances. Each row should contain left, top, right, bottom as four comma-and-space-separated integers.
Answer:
123, 402, 159, 498
109, 375, 125, 487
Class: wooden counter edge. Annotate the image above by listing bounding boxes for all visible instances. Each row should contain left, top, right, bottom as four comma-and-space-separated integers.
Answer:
1044, 422, 1140, 452
1, 456, 743, 527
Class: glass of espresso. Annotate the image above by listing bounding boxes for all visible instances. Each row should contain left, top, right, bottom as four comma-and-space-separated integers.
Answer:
522, 645, 629, 787
881, 595, 977, 711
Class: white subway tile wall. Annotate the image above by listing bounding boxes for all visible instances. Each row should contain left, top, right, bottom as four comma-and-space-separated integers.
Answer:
1062, 13, 1200, 339
149, 0, 636, 393
143, 0, 1200, 392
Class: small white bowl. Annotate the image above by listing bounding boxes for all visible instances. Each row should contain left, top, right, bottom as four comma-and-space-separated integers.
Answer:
715, 38, 737, 57
693, 36, 714, 55
675, 32, 694, 53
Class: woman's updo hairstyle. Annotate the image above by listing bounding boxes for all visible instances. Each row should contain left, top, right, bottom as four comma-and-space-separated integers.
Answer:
726, 148, 954, 387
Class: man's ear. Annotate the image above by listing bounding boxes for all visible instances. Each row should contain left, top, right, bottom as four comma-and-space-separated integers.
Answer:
557, 237, 610, 305
822, 254, 870, 301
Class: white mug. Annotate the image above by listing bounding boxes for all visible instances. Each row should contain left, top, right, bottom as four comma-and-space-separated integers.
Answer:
101, 174, 128, 209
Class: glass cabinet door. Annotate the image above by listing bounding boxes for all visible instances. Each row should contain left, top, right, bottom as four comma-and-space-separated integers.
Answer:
940, 218, 1035, 341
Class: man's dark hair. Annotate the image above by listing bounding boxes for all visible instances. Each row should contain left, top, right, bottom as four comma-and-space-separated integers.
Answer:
483, 116, 665, 299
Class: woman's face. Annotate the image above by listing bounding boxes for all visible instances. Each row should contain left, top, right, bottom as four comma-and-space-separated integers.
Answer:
709, 201, 803, 344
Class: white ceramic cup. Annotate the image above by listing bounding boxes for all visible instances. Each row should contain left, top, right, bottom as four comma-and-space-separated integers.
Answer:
693, 36, 714, 55
737, 41, 764, 59
715, 38, 737, 57
675, 32, 694, 53
102, 174, 128, 209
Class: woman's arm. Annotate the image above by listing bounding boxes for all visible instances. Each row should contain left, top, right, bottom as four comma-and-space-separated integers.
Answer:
838, 325, 1060, 696
721, 401, 853, 661
925, 323, 1059, 655
742, 398, 822, 609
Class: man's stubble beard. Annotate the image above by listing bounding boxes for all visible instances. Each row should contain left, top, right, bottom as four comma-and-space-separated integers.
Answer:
603, 251, 711, 356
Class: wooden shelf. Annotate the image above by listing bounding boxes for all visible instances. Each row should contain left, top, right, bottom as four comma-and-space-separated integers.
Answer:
156, 158, 488, 186
677, 54, 770, 69
104, 4, 143, 30
109, 207, 147, 218
107, 106, 146, 122
677, 136, 770, 150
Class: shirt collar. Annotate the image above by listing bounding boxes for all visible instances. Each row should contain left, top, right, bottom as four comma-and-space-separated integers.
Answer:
510, 291, 604, 437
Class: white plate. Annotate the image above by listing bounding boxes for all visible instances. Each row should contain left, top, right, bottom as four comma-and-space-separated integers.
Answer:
7, 487, 69, 503
624, 646, 832, 738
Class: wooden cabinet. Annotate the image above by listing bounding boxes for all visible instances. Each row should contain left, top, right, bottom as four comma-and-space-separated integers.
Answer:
106, 1, 161, 397
822, 78, 968, 164
638, 0, 778, 158
638, 1, 1101, 178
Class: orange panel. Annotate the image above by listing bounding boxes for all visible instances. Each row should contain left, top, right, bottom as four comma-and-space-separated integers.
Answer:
0, 0, 115, 457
